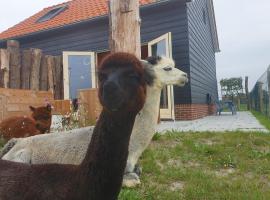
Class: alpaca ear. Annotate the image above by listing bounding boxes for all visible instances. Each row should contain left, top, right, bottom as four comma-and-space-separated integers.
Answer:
29, 106, 35, 112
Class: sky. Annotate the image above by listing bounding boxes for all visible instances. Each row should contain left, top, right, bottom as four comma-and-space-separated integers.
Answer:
0, 0, 269, 92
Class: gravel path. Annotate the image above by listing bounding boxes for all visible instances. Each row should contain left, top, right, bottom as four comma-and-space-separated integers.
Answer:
156, 112, 269, 133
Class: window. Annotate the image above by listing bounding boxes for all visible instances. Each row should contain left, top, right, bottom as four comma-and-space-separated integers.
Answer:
202, 9, 207, 25
37, 4, 68, 23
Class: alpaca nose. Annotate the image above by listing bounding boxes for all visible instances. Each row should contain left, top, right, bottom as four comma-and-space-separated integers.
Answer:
182, 73, 188, 82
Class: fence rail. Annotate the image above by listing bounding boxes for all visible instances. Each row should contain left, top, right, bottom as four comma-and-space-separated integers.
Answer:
250, 66, 270, 117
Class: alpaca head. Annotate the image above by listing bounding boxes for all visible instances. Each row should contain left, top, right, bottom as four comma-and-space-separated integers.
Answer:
142, 56, 188, 88
29, 104, 52, 121
98, 52, 146, 113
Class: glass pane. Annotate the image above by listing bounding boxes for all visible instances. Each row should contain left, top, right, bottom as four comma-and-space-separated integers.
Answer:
160, 86, 169, 109
68, 55, 93, 99
151, 38, 169, 109
151, 39, 167, 56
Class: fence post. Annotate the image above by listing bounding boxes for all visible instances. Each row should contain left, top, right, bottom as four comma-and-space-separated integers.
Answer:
245, 76, 250, 110
258, 82, 263, 113
7, 40, 21, 89
30, 48, 42, 91
267, 65, 270, 117
0, 49, 10, 88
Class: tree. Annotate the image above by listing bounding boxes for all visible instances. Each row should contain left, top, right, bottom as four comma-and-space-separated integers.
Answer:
220, 77, 243, 101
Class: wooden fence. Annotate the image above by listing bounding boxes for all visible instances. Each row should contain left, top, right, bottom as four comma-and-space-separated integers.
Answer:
0, 88, 71, 122
0, 40, 63, 99
78, 89, 102, 126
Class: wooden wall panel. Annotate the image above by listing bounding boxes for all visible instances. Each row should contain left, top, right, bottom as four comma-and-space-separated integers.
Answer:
78, 88, 102, 126
0, 88, 54, 122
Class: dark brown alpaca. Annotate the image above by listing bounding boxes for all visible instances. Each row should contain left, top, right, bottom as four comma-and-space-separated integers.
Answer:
0, 52, 146, 200
0, 105, 52, 140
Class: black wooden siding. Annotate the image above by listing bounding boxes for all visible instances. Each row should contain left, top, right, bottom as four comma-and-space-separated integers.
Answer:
0, 0, 191, 104
187, 0, 218, 104
0, 0, 218, 105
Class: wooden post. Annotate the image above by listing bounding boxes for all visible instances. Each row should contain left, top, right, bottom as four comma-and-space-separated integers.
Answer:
267, 66, 270, 117
54, 56, 63, 99
21, 49, 32, 89
47, 56, 55, 95
30, 48, 42, 90
258, 82, 263, 113
7, 40, 21, 89
109, 0, 141, 58
245, 76, 250, 110
40, 55, 48, 91
0, 49, 10, 88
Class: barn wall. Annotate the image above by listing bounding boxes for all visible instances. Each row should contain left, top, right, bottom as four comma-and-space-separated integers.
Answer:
187, 0, 218, 104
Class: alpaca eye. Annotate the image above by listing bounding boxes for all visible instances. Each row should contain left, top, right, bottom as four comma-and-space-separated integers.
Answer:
163, 66, 172, 71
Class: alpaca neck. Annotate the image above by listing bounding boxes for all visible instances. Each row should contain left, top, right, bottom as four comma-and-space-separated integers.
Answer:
146, 85, 162, 115
137, 85, 162, 124
78, 110, 137, 199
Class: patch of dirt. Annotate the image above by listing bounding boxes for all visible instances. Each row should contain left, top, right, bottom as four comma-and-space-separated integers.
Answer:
199, 139, 218, 146
260, 175, 270, 187
150, 139, 182, 149
167, 159, 183, 167
185, 161, 200, 168
169, 181, 185, 191
215, 168, 235, 177
244, 172, 254, 179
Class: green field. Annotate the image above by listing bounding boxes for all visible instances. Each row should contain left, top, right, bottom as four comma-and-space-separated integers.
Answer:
120, 131, 270, 200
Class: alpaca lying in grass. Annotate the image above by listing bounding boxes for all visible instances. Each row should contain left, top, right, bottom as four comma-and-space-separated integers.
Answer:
0, 105, 52, 140
1, 56, 188, 187
0, 52, 147, 200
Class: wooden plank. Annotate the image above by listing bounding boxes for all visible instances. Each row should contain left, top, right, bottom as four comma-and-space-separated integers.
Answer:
109, 0, 141, 58
30, 48, 42, 90
52, 100, 71, 115
7, 40, 21, 89
47, 56, 55, 94
0, 88, 54, 122
21, 49, 32, 89
54, 56, 63, 99
0, 49, 10, 88
40, 55, 48, 91
78, 88, 102, 126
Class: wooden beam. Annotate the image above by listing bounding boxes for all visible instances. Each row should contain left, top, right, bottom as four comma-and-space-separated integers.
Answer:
40, 55, 48, 91
245, 76, 250, 110
0, 49, 10, 88
7, 40, 21, 89
54, 56, 63, 99
21, 49, 32, 89
47, 56, 55, 95
30, 48, 42, 90
109, 0, 141, 58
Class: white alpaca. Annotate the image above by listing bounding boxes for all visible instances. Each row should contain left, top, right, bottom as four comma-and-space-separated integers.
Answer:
1, 56, 188, 187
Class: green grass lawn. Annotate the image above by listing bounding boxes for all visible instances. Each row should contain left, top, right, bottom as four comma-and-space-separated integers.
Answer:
252, 110, 270, 130
120, 131, 270, 200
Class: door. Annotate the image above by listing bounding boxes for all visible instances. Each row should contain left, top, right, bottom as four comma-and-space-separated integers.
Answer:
63, 52, 96, 100
148, 32, 175, 119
